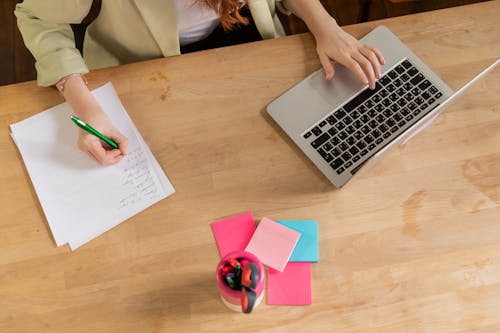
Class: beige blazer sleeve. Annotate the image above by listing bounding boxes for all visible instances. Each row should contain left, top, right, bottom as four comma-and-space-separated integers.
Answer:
15, 0, 93, 87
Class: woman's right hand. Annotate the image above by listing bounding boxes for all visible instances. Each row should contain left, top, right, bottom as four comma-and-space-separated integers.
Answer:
76, 109, 128, 165
58, 74, 128, 165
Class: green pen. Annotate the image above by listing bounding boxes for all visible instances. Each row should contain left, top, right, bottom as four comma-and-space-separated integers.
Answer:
70, 115, 119, 149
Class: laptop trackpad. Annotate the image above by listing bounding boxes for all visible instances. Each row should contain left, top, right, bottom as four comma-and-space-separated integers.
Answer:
308, 64, 364, 114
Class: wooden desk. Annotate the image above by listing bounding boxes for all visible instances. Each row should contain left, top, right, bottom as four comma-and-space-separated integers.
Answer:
1, 2, 499, 332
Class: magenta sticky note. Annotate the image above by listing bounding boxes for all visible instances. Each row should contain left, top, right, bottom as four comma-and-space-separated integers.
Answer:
244, 217, 300, 272
210, 212, 256, 258
267, 262, 312, 305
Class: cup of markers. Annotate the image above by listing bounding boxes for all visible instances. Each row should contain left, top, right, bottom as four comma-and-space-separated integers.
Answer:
216, 251, 264, 313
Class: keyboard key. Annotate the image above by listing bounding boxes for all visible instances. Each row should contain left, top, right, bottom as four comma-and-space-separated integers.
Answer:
429, 86, 439, 94
339, 142, 349, 151
364, 135, 374, 144
346, 136, 356, 146
356, 141, 367, 149
383, 110, 393, 117
345, 161, 352, 168
435, 92, 443, 99
378, 124, 389, 133
353, 120, 364, 129
407, 67, 418, 77
335, 122, 345, 130
311, 132, 330, 148
303, 131, 312, 139
376, 137, 383, 144
386, 84, 396, 92
386, 118, 396, 127
379, 89, 389, 98
428, 97, 436, 104
328, 127, 338, 136
357, 105, 368, 114
368, 120, 378, 128
388, 70, 398, 79
389, 93, 399, 102
349, 146, 359, 155
323, 153, 333, 163
393, 78, 403, 87
312, 126, 322, 136
390, 104, 400, 112
420, 103, 428, 110
318, 147, 328, 158
372, 129, 382, 138
353, 155, 360, 162
390, 126, 399, 133
341, 152, 352, 161
323, 142, 333, 151
383, 132, 391, 139
368, 143, 376, 150
395, 65, 405, 74
351, 110, 361, 119
401, 73, 410, 82
338, 131, 348, 140
330, 136, 340, 145
382, 99, 392, 107
336, 167, 345, 174
379, 76, 391, 86
398, 120, 406, 127
360, 149, 368, 156
353, 131, 363, 140
410, 73, 424, 85
344, 116, 353, 125
331, 147, 341, 157
422, 91, 431, 100
401, 107, 410, 116
334, 109, 346, 119
326, 115, 336, 125
330, 157, 343, 170
345, 125, 355, 134
402, 60, 412, 69
319, 120, 327, 127
419, 80, 431, 90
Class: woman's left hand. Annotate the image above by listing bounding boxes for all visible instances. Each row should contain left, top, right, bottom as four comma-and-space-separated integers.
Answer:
313, 18, 385, 89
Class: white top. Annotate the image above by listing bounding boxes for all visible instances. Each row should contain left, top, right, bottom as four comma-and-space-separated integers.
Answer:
172, 0, 220, 47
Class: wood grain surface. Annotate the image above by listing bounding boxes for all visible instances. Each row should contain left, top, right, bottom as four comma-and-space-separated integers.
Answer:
0, 2, 499, 332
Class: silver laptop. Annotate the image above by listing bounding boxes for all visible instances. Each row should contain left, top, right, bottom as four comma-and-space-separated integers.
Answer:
267, 25, 499, 187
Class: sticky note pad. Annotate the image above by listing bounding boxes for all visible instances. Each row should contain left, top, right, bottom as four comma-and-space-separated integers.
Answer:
277, 220, 319, 262
211, 212, 256, 257
267, 262, 312, 305
245, 217, 300, 272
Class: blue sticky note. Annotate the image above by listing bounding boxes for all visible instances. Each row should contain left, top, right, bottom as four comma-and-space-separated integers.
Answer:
276, 220, 318, 262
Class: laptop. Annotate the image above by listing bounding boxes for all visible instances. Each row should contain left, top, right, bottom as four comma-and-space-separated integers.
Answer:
267, 25, 499, 187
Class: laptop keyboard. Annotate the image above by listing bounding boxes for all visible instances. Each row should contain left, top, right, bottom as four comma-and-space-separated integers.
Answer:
302, 58, 443, 176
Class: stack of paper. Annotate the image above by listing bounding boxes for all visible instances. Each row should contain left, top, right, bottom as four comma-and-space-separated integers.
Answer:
10, 83, 175, 250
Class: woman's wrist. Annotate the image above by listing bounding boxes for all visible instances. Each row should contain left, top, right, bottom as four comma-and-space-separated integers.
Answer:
55, 73, 87, 95
58, 73, 104, 119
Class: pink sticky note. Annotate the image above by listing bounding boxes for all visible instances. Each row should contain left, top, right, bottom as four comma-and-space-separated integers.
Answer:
245, 217, 300, 272
210, 212, 256, 258
267, 262, 312, 305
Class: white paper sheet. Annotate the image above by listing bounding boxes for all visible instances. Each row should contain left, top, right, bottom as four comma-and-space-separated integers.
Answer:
10, 83, 175, 250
